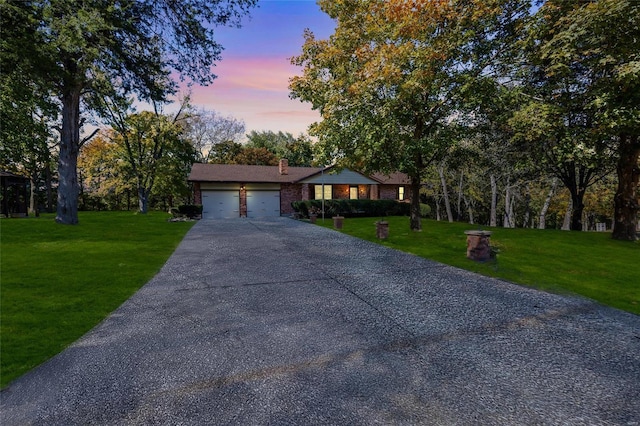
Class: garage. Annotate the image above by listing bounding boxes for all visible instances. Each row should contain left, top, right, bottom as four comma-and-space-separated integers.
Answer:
202, 191, 239, 219
246, 190, 280, 217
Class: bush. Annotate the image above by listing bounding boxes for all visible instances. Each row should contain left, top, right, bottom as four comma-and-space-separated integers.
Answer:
420, 203, 431, 218
291, 199, 410, 218
177, 204, 203, 218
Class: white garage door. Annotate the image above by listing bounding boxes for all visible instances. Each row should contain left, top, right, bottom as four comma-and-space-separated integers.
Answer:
202, 191, 239, 219
247, 190, 280, 217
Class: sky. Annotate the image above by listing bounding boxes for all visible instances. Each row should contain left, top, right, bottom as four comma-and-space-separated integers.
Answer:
184, 0, 335, 137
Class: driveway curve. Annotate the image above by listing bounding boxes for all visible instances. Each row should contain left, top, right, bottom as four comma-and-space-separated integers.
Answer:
2, 218, 639, 425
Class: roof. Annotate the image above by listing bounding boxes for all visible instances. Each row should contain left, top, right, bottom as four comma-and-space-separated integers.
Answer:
188, 163, 411, 186
1, 171, 28, 178
299, 167, 378, 185
188, 163, 323, 184
370, 172, 411, 185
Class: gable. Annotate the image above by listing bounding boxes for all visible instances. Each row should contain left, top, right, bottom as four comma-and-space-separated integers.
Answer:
300, 168, 378, 185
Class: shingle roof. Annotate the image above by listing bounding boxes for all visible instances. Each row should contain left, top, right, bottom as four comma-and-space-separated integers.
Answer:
188, 163, 411, 185
188, 163, 324, 183
370, 172, 411, 185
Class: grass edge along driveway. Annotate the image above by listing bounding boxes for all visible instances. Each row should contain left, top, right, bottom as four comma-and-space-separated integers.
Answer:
1, 211, 195, 388
316, 216, 639, 316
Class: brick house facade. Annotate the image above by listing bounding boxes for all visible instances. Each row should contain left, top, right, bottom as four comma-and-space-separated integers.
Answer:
188, 161, 410, 219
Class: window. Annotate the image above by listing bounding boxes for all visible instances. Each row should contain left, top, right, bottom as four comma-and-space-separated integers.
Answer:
398, 186, 405, 201
349, 186, 358, 200
314, 184, 332, 200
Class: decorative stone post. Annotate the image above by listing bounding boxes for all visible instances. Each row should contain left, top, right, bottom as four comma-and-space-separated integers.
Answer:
376, 221, 389, 239
464, 230, 492, 261
333, 216, 344, 229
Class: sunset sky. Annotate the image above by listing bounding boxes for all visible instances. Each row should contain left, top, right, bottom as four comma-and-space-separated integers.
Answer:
186, 0, 335, 137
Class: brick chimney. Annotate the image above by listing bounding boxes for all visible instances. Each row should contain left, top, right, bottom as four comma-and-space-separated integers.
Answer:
279, 159, 289, 175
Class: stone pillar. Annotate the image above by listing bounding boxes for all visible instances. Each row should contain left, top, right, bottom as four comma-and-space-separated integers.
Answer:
333, 215, 344, 229
376, 221, 389, 239
240, 185, 247, 217
465, 230, 492, 261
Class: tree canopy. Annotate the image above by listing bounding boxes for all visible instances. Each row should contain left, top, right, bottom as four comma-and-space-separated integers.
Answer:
290, 0, 531, 230
0, 0, 257, 223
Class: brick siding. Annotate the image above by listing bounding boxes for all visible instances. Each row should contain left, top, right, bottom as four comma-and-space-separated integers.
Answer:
379, 185, 399, 200
280, 183, 301, 215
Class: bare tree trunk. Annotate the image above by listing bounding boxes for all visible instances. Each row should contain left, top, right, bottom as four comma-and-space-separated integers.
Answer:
56, 85, 82, 224
456, 170, 464, 221
539, 178, 558, 229
409, 174, 422, 231
503, 179, 515, 228
138, 182, 149, 214
464, 196, 474, 224
435, 196, 441, 221
562, 197, 572, 230
29, 176, 37, 215
438, 164, 453, 222
569, 190, 586, 231
490, 174, 497, 227
612, 134, 639, 241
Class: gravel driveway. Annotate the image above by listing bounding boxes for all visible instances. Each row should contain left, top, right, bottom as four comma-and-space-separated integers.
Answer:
2, 218, 639, 425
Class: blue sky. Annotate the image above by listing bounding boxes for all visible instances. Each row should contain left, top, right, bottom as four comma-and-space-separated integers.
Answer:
186, 0, 335, 137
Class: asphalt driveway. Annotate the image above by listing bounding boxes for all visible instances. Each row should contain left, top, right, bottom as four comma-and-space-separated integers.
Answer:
2, 218, 639, 425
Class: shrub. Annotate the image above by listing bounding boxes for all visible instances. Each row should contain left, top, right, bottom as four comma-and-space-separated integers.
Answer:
290, 199, 410, 218
177, 205, 203, 218
420, 203, 431, 218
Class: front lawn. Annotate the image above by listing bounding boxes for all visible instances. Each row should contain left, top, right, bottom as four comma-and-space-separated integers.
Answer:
316, 216, 639, 315
0, 211, 195, 388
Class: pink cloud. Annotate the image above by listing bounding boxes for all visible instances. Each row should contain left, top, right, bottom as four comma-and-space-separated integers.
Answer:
187, 55, 318, 135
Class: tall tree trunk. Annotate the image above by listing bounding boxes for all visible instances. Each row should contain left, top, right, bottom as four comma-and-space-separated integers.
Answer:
438, 164, 453, 222
562, 197, 572, 230
503, 178, 516, 228
464, 196, 474, 224
138, 181, 149, 214
456, 170, 464, 221
29, 176, 37, 215
569, 189, 586, 231
503, 181, 511, 228
56, 85, 81, 224
612, 134, 639, 241
409, 174, 422, 231
490, 174, 497, 227
539, 178, 558, 229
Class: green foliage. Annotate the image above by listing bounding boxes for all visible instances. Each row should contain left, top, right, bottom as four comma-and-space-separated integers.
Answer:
290, 0, 532, 230
292, 199, 409, 218
246, 130, 314, 166
1, 0, 258, 223
0, 212, 195, 388
317, 217, 640, 315
420, 203, 431, 218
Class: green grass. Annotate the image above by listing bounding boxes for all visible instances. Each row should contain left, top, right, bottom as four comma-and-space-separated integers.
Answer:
316, 216, 640, 315
0, 211, 195, 388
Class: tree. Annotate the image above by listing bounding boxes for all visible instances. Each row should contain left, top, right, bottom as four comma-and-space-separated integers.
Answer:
509, 1, 616, 232
207, 140, 244, 164
184, 108, 245, 163
78, 133, 130, 210
110, 107, 190, 214
246, 130, 314, 166
290, 0, 531, 231
0, 2, 58, 214
235, 147, 278, 166
538, 0, 639, 240
1, 0, 257, 224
